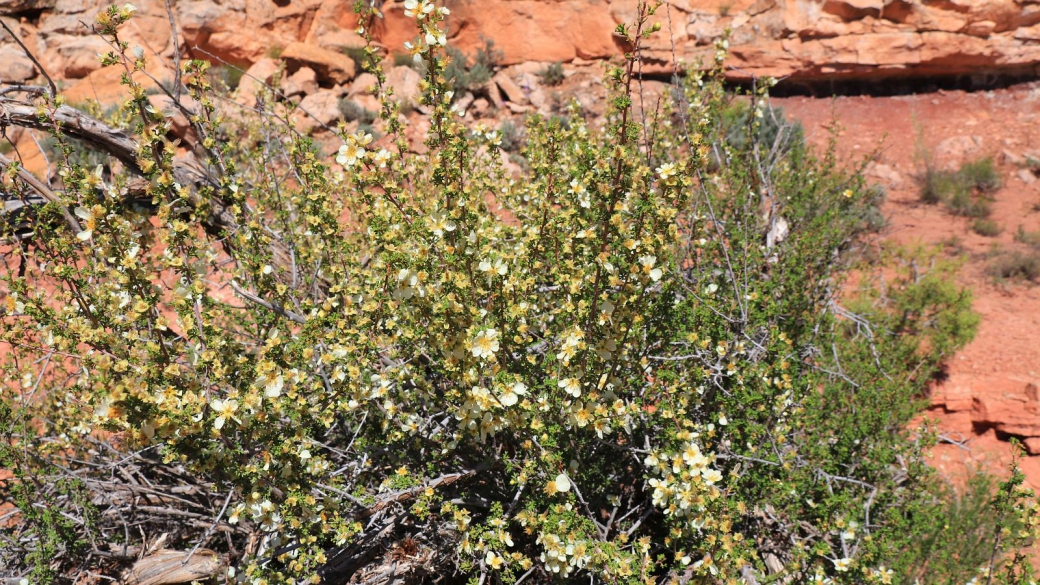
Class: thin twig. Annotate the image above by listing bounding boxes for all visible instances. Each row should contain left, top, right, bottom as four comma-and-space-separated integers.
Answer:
229, 280, 306, 324
0, 153, 82, 234
162, 0, 182, 99
0, 20, 57, 98
183, 489, 233, 565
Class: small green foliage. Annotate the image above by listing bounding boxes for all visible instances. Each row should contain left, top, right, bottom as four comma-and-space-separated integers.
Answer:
443, 37, 501, 96
393, 52, 418, 68
947, 186, 992, 217
988, 248, 1040, 282
920, 156, 1001, 216
851, 183, 888, 233
961, 156, 1001, 192
984, 448, 1040, 584
972, 218, 1003, 237
720, 100, 804, 165
209, 64, 245, 90
941, 234, 966, 256
1014, 225, 1040, 248
0, 402, 98, 583
898, 471, 1001, 584
497, 119, 522, 152
538, 62, 565, 87
267, 44, 284, 59
338, 97, 378, 124
342, 45, 368, 68
920, 167, 956, 204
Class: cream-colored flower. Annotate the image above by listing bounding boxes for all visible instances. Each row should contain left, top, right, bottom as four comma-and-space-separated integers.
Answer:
373, 148, 392, 168
403, 40, 424, 63
393, 269, 422, 300
558, 377, 581, 398
554, 473, 571, 493
264, 374, 284, 398
424, 29, 447, 47
701, 468, 722, 485
210, 398, 239, 430
470, 328, 500, 359
485, 550, 504, 569
336, 142, 365, 167
5, 293, 25, 314
479, 258, 507, 276
74, 207, 95, 241
639, 255, 663, 281
499, 382, 526, 407
403, 0, 434, 19
354, 131, 373, 146
429, 210, 456, 237
656, 162, 676, 179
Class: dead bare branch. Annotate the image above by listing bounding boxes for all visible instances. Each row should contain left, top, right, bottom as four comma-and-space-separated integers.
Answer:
0, 152, 82, 233
0, 21, 57, 98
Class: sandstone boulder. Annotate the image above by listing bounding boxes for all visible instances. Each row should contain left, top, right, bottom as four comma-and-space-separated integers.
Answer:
63, 64, 163, 105
348, 72, 378, 97
865, 162, 905, 190
7, 0, 1040, 102
493, 71, 527, 105
236, 58, 281, 106
293, 90, 341, 134
0, 45, 35, 82
372, 2, 595, 67
282, 66, 318, 98
0, 0, 54, 15
934, 135, 983, 170
56, 35, 110, 79
385, 65, 421, 105
972, 380, 1040, 441
281, 42, 356, 86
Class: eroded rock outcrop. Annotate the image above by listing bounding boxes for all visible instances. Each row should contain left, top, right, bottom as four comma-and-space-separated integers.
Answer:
2, 0, 1039, 92
935, 377, 1040, 455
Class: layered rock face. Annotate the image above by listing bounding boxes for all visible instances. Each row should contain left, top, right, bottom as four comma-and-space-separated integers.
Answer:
2, 0, 1040, 88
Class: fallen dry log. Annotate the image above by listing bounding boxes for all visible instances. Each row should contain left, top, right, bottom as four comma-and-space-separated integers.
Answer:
122, 549, 225, 585
0, 96, 234, 232
0, 95, 302, 289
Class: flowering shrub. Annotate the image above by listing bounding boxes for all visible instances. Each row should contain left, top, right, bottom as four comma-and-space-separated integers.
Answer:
0, 1, 1035, 584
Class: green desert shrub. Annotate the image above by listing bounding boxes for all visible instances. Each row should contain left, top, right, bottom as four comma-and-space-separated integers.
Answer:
538, 62, 565, 87
444, 37, 501, 96
342, 45, 368, 69
920, 156, 1001, 217
497, 118, 522, 152
960, 156, 1001, 192
337, 97, 378, 124
989, 248, 1040, 282
717, 100, 804, 168
972, 218, 1002, 237
1, 3, 1037, 585
209, 64, 245, 90
1014, 225, 1040, 248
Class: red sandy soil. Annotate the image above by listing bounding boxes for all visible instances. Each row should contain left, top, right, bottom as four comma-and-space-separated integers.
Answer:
776, 85, 1040, 488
